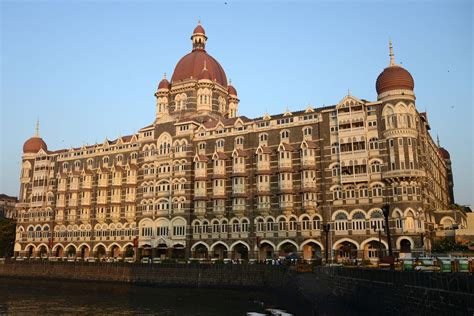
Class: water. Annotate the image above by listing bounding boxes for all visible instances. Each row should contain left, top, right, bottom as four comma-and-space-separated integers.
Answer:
0, 278, 311, 315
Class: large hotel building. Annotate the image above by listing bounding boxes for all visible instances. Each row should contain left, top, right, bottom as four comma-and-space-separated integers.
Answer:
14, 23, 464, 261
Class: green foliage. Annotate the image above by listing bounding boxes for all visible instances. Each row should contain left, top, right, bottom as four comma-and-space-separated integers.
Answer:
432, 237, 468, 253
0, 219, 16, 257
124, 247, 134, 257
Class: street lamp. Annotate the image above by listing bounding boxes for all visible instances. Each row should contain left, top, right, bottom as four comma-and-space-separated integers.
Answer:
321, 223, 330, 264
382, 204, 394, 270
371, 222, 385, 261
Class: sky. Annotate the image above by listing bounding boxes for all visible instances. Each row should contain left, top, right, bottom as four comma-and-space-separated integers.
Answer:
1, 0, 473, 206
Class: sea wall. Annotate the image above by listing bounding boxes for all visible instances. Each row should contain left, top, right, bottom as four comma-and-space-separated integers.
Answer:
1, 262, 473, 315
294, 267, 474, 315
0, 261, 288, 289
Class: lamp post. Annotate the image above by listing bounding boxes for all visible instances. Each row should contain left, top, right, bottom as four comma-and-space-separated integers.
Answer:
322, 223, 330, 264
382, 204, 394, 269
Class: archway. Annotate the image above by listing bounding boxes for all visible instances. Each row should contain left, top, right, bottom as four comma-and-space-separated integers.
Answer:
363, 240, 386, 261
140, 245, 152, 259
37, 245, 48, 258
212, 243, 228, 259
26, 245, 35, 258
278, 241, 297, 257
258, 241, 274, 260
79, 245, 90, 259
400, 239, 412, 255
172, 244, 185, 259
95, 245, 106, 259
335, 241, 358, 262
231, 242, 249, 260
55, 245, 64, 257
193, 244, 208, 259
157, 243, 168, 259
110, 245, 121, 258
66, 245, 76, 258
301, 242, 322, 260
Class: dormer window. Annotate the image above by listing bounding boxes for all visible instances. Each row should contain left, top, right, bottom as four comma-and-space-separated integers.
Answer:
303, 127, 312, 137
280, 130, 290, 142
235, 137, 244, 146
216, 139, 224, 150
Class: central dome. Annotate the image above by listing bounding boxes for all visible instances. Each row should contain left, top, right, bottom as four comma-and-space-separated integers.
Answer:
170, 23, 228, 87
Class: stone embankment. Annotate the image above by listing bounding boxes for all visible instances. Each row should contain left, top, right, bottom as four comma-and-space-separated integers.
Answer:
294, 267, 474, 315
0, 261, 288, 289
1, 262, 473, 315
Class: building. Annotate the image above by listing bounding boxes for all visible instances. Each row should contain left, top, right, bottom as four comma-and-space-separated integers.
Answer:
0, 194, 18, 219
14, 23, 459, 261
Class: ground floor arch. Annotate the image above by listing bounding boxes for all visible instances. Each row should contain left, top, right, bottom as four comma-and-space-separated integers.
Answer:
258, 240, 275, 260
277, 240, 299, 257
334, 239, 359, 262
300, 239, 323, 260
210, 242, 229, 259
37, 244, 49, 258
191, 242, 209, 259
230, 241, 249, 260
78, 244, 90, 259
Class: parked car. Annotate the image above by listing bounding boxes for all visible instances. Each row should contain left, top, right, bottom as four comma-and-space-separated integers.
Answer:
124, 257, 135, 263
152, 258, 161, 264
67, 257, 76, 262
85, 257, 97, 263
223, 258, 233, 264
15, 257, 25, 261
248, 259, 257, 265
48, 257, 59, 262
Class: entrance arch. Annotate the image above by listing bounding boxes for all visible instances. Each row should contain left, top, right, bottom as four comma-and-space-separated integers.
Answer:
65, 244, 77, 258
78, 244, 90, 259
110, 244, 121, 258
26, 244, 35, 258
277, 240, 298, 257
399, 238, 413, 257
334, 239, 358, 262
231, 241, 249, 260
210, 242, 229, 259
54, 245, 64, 257
37, 244, 48, 258
192, 242, 209, 259
172, 244, 185, 259
300, 240, 323, 260
95, 244, 106, 259
258, 241, 275, 260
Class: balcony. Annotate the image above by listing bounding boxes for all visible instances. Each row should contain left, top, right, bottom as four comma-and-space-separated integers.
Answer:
256, 162, 270, 172
126, 177, 137, 185
301, 158, 315, 168
301, 181, 316, 189
98, 179, 108, 187
232, 165, 246, 174
112, 178, 122, 186
279, 182, 293, 191
232, 186, 245, 194
257, 184, 270, 193
69, 199, 78, 207
58, 184, 67, 192
213, 188, 225, 197
96, 197, 107, 204
232, 205, 246, 216
341, 174, 368, 183
278, 161, 292, 170
125, 195, 136, 202
383, 169, 426, 180
81, 198, 91, 206
82, 181, 92, 189
213, 167, 225, 176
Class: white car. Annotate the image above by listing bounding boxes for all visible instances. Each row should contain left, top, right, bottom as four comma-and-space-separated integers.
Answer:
141, 257, 151, 264
124, 257, 135, 263
85, 257, 97, 263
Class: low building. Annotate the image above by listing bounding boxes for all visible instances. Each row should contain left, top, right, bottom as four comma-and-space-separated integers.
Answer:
0, 194, 18, 219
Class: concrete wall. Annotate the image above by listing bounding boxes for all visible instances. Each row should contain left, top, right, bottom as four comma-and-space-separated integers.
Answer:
294, 267, 474, 315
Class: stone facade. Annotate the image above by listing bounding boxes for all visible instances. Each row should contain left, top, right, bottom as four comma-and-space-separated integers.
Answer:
0, 194, 18, 219
14, 23, 461, 261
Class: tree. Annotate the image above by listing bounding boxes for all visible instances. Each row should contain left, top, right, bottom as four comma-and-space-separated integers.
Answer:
432, 237, 468, 253
0, 219, 16, 258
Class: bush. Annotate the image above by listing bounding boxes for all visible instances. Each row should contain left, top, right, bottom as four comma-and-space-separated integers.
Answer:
0, 219, 16, 258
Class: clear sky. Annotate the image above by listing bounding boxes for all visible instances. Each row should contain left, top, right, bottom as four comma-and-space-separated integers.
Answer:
1, 0, 472, 206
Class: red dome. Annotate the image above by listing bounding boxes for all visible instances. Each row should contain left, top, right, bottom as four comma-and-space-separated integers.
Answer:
193, 24, 205, 35
376, 65, 414, 94
228, 84, 237, 96
439, 147, 450, 159
171, 50, 227, 87
158, 77, 170, 90
198, 67, 212, 80
23, 137, 47, 154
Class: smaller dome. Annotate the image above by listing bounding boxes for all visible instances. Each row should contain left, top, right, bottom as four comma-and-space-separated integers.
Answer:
228, 84, 237, 96
158, 78, 170, 90
23, 136, 47, 154
439, 147, 450, 160
193, 23, 205, 35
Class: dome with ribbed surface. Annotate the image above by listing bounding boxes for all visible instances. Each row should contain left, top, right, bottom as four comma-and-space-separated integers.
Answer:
171, 50, 227, 87
228, 84, 237, 96
376, 65, 414, 94
439, 147, 450, 159
158, 77, 170, 90
23, 137, 47, 154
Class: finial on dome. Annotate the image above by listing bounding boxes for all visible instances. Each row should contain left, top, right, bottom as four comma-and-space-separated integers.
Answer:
389, 39, 395, 66
229, 78, 232, 85
163, 72, 167, 79
437, 134, 440, 147
35, 118, 40, 137
198, 19, 201, 25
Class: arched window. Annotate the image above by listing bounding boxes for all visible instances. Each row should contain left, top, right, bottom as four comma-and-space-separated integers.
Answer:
280, 130, 289, 141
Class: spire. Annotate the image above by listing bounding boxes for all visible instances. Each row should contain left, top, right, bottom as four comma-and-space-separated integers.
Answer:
35, 119, 40, 137
389, 39, 395, 66
163, 72, 167, 79
437, 134, 440, 147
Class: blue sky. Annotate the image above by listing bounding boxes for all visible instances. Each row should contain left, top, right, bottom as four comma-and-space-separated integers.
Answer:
1, 0, 472, 206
